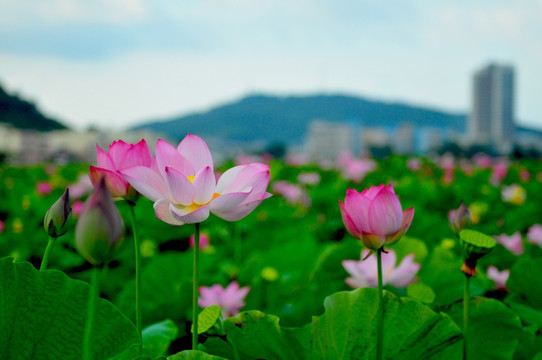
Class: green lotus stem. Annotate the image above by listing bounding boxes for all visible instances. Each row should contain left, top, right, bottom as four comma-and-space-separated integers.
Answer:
83, 266, 100, 360
40, 236, 56, 271
463, 275, 470, 360
234, 223, 242, 266
192, 222, 200, 350
128, 203, 143, 356
376, 247, 384, 360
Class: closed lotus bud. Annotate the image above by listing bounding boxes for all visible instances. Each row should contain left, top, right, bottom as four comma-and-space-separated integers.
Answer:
44, 188, 72, 238
75, 178, 124, 265
459, 229, 495, 277
449, 202, 471, 234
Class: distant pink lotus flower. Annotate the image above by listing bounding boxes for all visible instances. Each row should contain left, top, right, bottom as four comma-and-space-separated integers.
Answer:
339, 184, 414, 250
90, 139, 153, 199
459, 159, 473, 176
494, 232, 524, 256
120, 135, 272, 225
527, 224, 542, 247
190, 232, 210, 250
490, 160, 509, 185
342, 249, 420, 288
519, 170, 531, 182
473, 153, 493, 168
486, 266, 509, 290
272, 180, 311, 207
285, 153, 310, 166
406, 158, 422, 171
0, 220, 4, 234
337, 152, 376, 183
68, 174, 94, 200
297, 172, 320, 186
37, 181, 53, 195
199, 281, 250, 318
72, 200, 85, 217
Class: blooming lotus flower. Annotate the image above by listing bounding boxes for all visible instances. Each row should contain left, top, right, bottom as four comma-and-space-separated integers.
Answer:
342, 249, 420, 288
199, 281, 250, 318
494, 232, 524, 256
120, 135, 271, 225
486, 266, 509, 290
527, 224, 542, 247
337, 152, 376, 183
339, 184, 414, 250
90, 139, 153, 199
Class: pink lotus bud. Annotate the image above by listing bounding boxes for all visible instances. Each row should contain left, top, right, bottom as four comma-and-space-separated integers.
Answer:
199, 281, 250, 318
75, 178, 124, 265
339, 184, 414, 250
449, 202, 471, 234
44, 188, 72, 238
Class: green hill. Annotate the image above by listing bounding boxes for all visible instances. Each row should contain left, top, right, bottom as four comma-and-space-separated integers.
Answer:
0, 84, 66, 131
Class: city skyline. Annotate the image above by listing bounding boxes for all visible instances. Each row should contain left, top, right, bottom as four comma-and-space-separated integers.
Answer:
1, 1, 541, 131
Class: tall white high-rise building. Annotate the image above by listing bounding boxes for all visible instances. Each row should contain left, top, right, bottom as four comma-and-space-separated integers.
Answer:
469, 63, 515, 152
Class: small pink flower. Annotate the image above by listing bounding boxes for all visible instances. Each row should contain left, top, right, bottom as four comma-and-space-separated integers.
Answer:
272, 181, 311, 207
339, 184, 414, 250
37, 181, 53, 195
342, 249, 420, 288
490, 160, 509, 185
90, 139, 153, 198
486, 266, 509, 290
199, 282, 250, 318
494, 232, 524, 256
120, 135, 271, 225
519, 170, 530, 182
0, 220, 4, 234
68, 174, 94, 200
337, 152, 376, 183
285, 153, 310, 166
190, 232, 210, 250
473, 153, 492, 168
72, 200, 85, 217
297, 172, 320, 186
527, 224, 542, 247
407, 158, 422, 171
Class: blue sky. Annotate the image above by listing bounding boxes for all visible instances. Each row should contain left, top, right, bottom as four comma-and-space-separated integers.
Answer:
1, 0, 541, 130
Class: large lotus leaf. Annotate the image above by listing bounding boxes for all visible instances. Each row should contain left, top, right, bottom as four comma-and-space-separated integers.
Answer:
113, 319, 179, 360
167, 350, 227, 360
0, 257, 138, 360
311, 288, 462, 359
203, 288, 461, 360
507, 258, 542, 310
444, 297, 524, 360
116, 252, 193, 326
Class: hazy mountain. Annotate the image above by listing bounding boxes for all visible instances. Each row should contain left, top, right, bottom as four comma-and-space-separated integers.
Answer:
0, 84, 66, 131
133, 94, 467, 144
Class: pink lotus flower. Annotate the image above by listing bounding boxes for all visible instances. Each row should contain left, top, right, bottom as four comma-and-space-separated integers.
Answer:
120, 134, 271, 225
72, 200, 85, 217
486, 266, 509, 290
490, 160, 509, 185
339, 184, 414, 250
337, 152, 376, 183
473, 153, 493, 168
527, 224, 542, 247
342, 249, 420, 288
68, 174, 94, 200
199, 281, 250, 318
190, 232, 210, 250
90, 139, 153, 199
297, 172, 321, 186
407, 158, 422, 171
519, 170, 531, 182
0, 220, 4, 234
494, 232, 524, 256
37, 181, 53, 195
272, 181, 311, 207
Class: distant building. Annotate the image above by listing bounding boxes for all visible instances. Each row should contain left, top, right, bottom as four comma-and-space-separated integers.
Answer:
305, 120, 352, 159
469, 63, 515, 153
